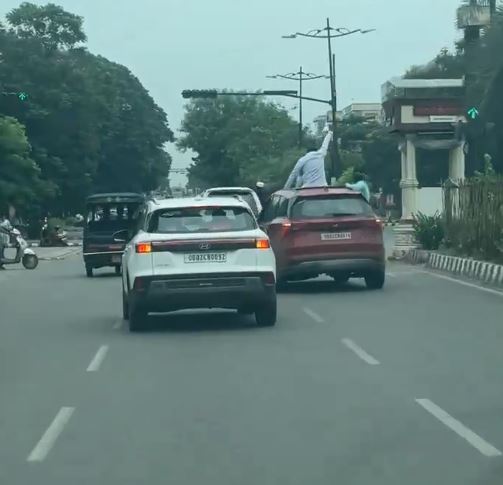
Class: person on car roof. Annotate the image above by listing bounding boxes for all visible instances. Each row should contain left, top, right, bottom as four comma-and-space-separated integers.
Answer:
345, 171, 370, 202
284, 126, 333, 189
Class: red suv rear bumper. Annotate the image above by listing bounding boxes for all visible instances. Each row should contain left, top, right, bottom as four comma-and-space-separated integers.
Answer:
280, 257, 384, 280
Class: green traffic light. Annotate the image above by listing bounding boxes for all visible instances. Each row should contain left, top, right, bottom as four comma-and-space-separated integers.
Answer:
467, 107, 479, 119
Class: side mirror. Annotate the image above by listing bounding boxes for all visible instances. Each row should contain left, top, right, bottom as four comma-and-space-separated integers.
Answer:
113, 229, 129, 242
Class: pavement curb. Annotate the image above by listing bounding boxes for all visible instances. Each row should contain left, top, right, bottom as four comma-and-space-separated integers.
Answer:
28, 241, 82, 248
405, 249, 503, 288
38, 248, 81, 261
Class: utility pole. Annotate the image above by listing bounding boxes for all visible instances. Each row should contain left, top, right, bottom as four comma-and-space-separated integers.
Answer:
267, 67, 329, 146
326, 19, 337, 158
282, 22, 375, 181
490, 0, 496, 16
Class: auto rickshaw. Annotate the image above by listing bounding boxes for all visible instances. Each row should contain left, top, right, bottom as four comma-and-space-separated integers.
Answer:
83, 193, 144, 277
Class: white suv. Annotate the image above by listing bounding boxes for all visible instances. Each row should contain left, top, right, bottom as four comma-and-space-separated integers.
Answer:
120, 197, 277, 332
202, 187, 263, 217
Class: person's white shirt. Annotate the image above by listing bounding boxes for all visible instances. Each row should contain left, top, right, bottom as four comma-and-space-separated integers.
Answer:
284, 130, 333, 189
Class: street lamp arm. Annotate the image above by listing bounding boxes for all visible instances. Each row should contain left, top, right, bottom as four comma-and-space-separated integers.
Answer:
287, 28, 375, 40
303, 74, 330, 80
271, 74, 299, 80
267, 73, 329, 81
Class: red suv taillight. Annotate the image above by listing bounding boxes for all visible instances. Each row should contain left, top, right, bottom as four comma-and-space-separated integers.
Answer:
280, 220, 292, 237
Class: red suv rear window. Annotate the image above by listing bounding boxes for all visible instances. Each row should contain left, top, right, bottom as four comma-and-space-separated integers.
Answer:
291, 196, 374, 219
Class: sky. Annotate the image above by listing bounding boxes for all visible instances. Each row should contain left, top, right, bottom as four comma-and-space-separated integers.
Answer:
1, 0, 467, 186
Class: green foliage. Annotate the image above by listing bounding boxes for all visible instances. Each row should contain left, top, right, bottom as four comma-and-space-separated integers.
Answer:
405, 48, 465, 80
178, 95, 300, 189
338, 166, 356, 185
412, 212, 445, 250
6, 2, 87, 50
0, 3, 173, 215
335, 117, 400, 194
0, 115, 54, 212
473, 154, 497, 180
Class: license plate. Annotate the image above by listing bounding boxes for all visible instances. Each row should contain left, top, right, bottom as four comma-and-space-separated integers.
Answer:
184, 253, 227, 263
112, 255, 122, 263
321, 232, 352, 241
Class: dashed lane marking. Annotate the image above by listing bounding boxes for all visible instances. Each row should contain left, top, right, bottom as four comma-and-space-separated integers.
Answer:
27, 407, 75, 462
416, 398, 502, 458
341, 338, 380, 365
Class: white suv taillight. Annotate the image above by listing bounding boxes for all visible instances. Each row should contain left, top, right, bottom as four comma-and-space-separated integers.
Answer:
255, 238, 270, 249
135, 242, 152, 254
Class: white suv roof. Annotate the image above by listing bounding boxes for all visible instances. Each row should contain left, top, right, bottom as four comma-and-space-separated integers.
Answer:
146, 196, 251, 211
205, 187, 255, 193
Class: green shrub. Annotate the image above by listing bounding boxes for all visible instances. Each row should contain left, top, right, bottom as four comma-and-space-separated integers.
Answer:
412, 212, 444, 250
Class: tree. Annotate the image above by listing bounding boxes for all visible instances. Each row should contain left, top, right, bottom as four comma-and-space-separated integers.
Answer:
405, 48, 465, 80
333, 116, 400, 193
6, 2, 86, 51
0, 4, 174, 214
178, 95, 301, 189
0, 115, 54, 213
402, 8, 503, 175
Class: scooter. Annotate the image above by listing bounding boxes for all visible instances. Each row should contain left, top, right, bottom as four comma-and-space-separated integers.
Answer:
0, 227, 39, 269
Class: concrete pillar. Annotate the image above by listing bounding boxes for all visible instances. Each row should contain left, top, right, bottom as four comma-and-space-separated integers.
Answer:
399, 136, 419, 221
448, 143, 466, 181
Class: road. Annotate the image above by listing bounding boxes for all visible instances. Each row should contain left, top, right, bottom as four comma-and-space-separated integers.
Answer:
1, 252, 503, 485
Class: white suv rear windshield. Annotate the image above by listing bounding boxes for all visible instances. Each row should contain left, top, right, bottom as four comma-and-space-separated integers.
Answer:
148, 206, 256, 233
291, 196, 374, 219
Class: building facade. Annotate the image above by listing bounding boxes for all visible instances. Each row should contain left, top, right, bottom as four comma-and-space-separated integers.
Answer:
341, 103, 382, 122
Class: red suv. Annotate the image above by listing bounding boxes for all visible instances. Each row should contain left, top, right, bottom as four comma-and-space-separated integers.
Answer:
259, 186, 385, 289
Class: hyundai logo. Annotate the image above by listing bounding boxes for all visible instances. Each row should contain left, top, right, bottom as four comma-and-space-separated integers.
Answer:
199, 242, 210, 250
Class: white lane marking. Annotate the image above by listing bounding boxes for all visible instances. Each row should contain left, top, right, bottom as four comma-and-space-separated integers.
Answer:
386, 272, 397, 278
303, 307, 324, 323
112, 319, 123, 330
416, 270, 503, 298
341, 338, 380, 365
416, 399, 502, 457
27, 407, 75, 462
86, 345, 109, 372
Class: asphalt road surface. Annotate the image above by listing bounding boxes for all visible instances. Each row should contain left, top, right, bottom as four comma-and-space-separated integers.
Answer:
1, 253, 503, 485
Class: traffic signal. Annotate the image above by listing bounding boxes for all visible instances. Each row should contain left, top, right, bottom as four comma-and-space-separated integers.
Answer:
181, 90, 218, 99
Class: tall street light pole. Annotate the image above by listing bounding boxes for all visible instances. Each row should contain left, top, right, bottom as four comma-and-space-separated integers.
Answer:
282, 22, 375, 181
267, 67, 329, 146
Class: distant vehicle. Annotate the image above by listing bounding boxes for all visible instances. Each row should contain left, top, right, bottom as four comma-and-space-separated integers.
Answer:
171, 187, 185, 198
203, 187, 263, 218
259, 186, 385, 289
83, 193, 145, 277
120, 196, 277, 332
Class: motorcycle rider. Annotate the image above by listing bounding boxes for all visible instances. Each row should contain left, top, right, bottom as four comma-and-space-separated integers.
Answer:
0, 216, 12, 270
